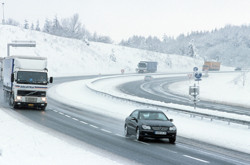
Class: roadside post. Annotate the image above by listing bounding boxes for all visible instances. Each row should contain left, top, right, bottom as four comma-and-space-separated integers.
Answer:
189, 84, 200, 109
189, 67, 202, 109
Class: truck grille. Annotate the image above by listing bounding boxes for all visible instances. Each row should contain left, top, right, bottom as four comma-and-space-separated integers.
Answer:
151, 126, 169, 131
26, 97, 37, 103
17, 90, 46, 97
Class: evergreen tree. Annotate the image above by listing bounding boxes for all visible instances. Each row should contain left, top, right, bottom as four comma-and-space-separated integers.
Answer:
24, 19, 29, 29
52, 16, 62, 35
30, 23, 34, 30
43, 18, 52, 33
5, 18, 19, 26
35, 20, 41, 31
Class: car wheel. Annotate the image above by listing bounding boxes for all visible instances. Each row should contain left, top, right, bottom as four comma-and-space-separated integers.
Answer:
169, 138, 176, 144
136, 128, 143, 141
124, 125, 129, 137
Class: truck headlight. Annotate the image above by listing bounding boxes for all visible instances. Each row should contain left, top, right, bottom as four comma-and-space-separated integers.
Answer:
169, 126, 176, 131
16, 96, 22, 101
142, 125, 151, 130
41, 97, 47, 102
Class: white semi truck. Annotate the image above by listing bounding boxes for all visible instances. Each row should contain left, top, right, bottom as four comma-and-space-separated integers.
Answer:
2, 56, 53, 110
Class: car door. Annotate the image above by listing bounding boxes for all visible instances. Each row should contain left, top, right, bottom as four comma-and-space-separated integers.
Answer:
127, 110, 139, 134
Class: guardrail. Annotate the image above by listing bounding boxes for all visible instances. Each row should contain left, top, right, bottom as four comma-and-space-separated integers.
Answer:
86, 77, 250, 129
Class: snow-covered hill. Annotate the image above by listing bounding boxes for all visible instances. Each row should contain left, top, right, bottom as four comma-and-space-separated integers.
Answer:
0, 25, 205, 77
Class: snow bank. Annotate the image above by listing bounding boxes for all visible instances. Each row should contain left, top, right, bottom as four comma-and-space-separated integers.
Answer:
0, 107, 127, 165
169, 72, 250, 108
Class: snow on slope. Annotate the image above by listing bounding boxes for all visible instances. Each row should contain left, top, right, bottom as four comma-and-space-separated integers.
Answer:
0, 25, 204, 77
169, 72, 250, 108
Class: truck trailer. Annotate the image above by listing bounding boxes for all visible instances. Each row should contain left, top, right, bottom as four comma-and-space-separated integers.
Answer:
202, 61, 221, 71
0, 57, 3, 81
2, 56, 53, 110
137, 61, 158, 73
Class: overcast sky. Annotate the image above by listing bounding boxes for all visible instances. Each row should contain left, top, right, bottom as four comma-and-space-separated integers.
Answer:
2, 0, 250, 41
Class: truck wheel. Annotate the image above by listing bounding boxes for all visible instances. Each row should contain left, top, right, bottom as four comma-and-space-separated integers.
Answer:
3, 91, 7, 102
9, 95, 17, 109
40, 107, 46, 111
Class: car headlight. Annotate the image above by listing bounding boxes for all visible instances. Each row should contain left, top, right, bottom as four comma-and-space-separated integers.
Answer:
142, 125, 151, 130
169, 126, 176, 131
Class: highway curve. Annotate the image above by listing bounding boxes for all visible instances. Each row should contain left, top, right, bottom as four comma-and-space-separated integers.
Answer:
118, 76, 250, 116
0, 75, 250, 165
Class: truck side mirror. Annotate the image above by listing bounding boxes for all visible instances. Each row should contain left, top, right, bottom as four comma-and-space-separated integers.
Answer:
49, 77, 53, 83
11, 73, 14, 82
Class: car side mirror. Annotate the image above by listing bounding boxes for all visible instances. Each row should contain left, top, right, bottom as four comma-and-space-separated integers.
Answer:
49, 77, 53, 83
170, 119, 173, 122
131, 117, 138, 122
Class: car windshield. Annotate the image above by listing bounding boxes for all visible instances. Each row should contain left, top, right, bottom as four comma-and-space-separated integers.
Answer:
17, 71, 48, 85
139, 112, 168, 121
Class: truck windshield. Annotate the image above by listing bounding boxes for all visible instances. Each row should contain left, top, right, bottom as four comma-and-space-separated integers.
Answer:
17, 71, 47, 85
138, 63, 146, 68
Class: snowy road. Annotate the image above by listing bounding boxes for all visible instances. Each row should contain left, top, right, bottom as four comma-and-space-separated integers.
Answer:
1, 74, 250, 165
119, 75, 250, 116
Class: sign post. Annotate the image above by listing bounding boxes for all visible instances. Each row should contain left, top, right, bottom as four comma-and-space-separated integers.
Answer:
189, 84, 200, 109
189, 67, 202, 109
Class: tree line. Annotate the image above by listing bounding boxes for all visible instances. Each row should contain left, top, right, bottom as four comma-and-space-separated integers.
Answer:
4, 14, 113, 44
119, 25, 250, 67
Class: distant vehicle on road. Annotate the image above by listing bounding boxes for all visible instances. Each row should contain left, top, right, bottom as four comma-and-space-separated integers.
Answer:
234, 67, 242, 71
202, 61, 220, 71
144, 75, 153, 81
124, 109, 177, 143
137, 61, 157, 73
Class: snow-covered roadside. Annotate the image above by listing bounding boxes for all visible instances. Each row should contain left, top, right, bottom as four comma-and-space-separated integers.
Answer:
0, 107, 131, 165
88, 74, 250, 122
169, 72, 250, 108
48, 76, 250, 154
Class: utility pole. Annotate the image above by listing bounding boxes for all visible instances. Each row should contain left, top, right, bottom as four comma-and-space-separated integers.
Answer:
2, 2, 4, 24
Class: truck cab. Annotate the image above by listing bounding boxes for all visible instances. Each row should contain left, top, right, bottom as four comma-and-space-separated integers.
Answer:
137, 61, 157, 73
3, 56, 53, 110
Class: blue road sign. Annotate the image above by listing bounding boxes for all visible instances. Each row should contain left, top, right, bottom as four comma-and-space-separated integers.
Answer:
193, 67, 198, 72
195, 72, 202, 79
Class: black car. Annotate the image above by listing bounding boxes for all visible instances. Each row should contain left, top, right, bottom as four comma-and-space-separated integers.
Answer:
124, 109, 177, 143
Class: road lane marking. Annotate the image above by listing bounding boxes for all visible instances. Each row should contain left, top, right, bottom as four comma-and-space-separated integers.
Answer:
159, 147, 177, 154
101, 129, 112, 133
134, 140, 150, 145
72, 118, 79, 121
115, 134, 124, 138
65, 115, 71, 118
183, 155, 209, 164
89, 125, 98, 129
80, 121, 88, 124
59, 112, 64, 115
